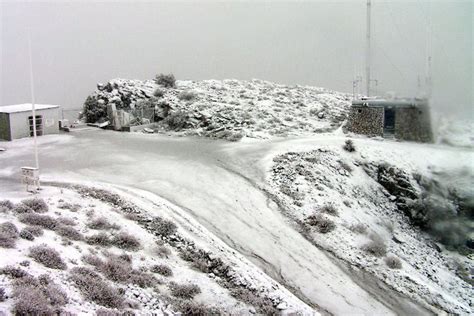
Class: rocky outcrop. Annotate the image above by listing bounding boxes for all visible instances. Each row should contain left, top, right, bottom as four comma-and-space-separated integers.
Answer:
82, 78, 352, 140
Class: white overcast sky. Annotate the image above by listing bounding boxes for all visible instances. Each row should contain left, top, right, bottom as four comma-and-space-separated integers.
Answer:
1, 0, 472, 117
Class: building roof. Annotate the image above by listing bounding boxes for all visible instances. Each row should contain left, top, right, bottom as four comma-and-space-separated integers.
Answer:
0, 103, 60, 114
351, 98, 428, 108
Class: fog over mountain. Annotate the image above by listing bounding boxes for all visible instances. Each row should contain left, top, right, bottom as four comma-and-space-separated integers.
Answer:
1, 1, 472, 118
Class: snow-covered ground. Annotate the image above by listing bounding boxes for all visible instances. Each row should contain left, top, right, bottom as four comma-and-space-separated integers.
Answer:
0, 115, 472, 314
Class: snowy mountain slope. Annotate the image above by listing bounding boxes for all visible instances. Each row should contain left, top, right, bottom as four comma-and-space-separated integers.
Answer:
83, 78, 351, 139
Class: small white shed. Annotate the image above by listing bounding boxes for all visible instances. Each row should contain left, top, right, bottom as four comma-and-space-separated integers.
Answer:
0, 104, 60, 141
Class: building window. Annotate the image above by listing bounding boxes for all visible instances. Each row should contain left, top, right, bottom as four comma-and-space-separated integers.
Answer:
28, 115, 43, 136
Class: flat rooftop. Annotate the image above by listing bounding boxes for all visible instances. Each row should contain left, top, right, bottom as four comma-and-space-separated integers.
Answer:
0, 103, 60, 114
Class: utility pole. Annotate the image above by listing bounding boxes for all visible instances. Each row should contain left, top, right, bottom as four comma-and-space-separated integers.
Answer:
366, 0, 372, 97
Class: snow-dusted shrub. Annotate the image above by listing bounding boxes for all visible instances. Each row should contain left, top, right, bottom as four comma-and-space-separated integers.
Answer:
100, 258, 131, 283
111, 232, 141, 251
82, 95, 106, 123
57, 217, 77, 226
350, 223, 367, 234
29, 244, 67, 270
155, 73, 176, 88
69, 267, 124, 308
319, 204, 339, 216
362, 234, 387, 257
175, 301, 221, 315
153, 88, 165, 98
11, 274, 68, 314
0, 266, 29, 279
19, 260, 30, 267
169, 282, 201, 299
384, 255, 402, 269
178, 90, 197, 101
0, 200, 13, 213
0, 287, 5, 302
343, 139, 356, 152
12, 203, 33, 214
86, 232, 112, 247
150, 218, 177, 237
22, 225, 44, 237
339, 161, 353, 173
18, 213, 58, 230
21, 198, 49, 213
20, 228, 35, 241
87, 217, 120, 230
229, 287, 279, 315
0, 222, 19, 248
306, 214, 336, 233
164, 110, 188, 131
124, 212, 142, 221
55, 225, 83, 241
155, 245, 171, 258
57, 202, 81, 212
81, 254, 103, 267
128, 270, 157, 288
150, 264, 173, 277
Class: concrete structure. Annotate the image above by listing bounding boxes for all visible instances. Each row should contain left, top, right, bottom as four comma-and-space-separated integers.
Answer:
347, 98, 433, 142
0, 104, 60, 141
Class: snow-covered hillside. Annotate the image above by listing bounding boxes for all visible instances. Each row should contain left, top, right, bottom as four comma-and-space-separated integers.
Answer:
83, 78, 351, 139
267, 139, 473, 314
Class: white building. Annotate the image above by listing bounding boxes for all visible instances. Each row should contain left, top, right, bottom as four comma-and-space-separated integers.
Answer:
0, 104, 60, 141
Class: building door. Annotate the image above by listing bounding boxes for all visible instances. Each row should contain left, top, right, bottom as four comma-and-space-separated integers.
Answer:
383, 108, 395, 134
28, 115, 43, 136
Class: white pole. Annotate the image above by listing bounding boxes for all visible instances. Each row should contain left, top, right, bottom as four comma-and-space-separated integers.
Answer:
28, 29, 39, 171
366, 0, 372, 97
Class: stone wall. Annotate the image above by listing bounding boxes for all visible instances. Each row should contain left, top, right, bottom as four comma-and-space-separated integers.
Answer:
395, 105, 433, 142
347, 106, 384, 136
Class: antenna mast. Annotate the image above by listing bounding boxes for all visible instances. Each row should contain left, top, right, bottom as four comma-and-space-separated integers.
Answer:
366, 0, 372, 97
28, 30, 39, 171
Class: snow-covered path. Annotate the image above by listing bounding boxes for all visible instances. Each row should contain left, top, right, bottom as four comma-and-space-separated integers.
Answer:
1, 130, 459, 315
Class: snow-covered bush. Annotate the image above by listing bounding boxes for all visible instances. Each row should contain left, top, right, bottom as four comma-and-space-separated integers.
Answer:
153, 88, 165, 98
362, 234, 387, 257
150, 264, 173, 277
0, 200, 13, 213
0, 287, 5, 302
319, 204, 339, 216
229, 288, 279, 315
0, 266, 29, 278
155, 245, 171, 259
19, 228, 35, 241
86, 232, 112, 247
0, 222, 19, 248
128, 270, 157, 288
384, 255, 402, 269
175, 301, 221, 315
18, 213, 58, 230
55, 225, 83, 241
22, 225, 44, 237
350, 223, 367, 234
111, 232, 141, 251
82, 95, 106, 123
150, 218, 177, 237
57, 217, 77, 226
21, 198, 49, 213
164, 110, 189, 131
69, 267, 124, 308
87, 217, 120, 230
12, 203, 33, 214
305, 214, 336, 233
57, 202, 81, 212
178, 90, 197, 101
169, 282, 201, 299
343, 139, 356, 152
155, 73, 176, 88
29, 244, 67, 270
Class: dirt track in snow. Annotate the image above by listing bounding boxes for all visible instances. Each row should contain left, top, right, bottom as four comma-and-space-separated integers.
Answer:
0, 130, 448, 315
